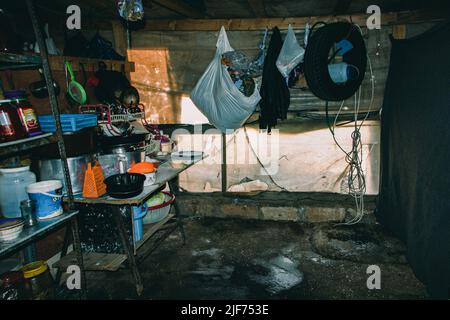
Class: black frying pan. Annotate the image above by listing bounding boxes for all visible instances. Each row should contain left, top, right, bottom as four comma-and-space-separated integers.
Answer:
29, 68, 60, 99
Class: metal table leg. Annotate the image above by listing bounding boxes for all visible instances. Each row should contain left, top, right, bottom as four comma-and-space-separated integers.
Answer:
70, 217, 87, 300
113, 207, 144, 296
168, 179, 186, 245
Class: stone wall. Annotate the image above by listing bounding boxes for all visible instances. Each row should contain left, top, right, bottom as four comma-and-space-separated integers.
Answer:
177, 192, 377, 223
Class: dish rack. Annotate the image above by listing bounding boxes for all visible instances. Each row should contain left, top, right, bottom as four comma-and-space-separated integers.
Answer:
78, 104, 145, 124
38, 114, 98, 133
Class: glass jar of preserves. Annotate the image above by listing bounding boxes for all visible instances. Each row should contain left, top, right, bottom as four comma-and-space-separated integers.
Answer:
0, 100, 27, 142
21, 261, 55, 300
0, 271, 32, 300
10, 98, 42, 137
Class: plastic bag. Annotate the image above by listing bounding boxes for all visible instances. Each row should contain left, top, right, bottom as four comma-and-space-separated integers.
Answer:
191, 27, 261, 132
221, 28, 268, 78
276, 25, 305, 78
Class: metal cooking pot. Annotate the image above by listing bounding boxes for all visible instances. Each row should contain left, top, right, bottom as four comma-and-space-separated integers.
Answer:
38, 155, 94, 195
97, 151, 143, 178
99, 133, 149, 154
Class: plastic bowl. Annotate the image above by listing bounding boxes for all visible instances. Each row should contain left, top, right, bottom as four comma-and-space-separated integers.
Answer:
104, 173, 145, 199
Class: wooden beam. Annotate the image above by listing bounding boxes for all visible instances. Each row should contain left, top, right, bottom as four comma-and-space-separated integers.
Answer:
247, 0, 267, 18
333, 0, 352, 15
151, 0, 204, 18
392, 24, 407, 39
142, 10, 446, 31
111, 20, 128, 57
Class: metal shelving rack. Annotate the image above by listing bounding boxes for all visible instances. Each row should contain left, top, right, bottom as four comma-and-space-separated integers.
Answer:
0, 0, 86, 299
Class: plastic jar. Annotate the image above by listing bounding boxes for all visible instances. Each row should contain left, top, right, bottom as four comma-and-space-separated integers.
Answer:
10, 98, 42, 137
21, 261, 55, 300
0, 271, 32, 300
0, 166, 37, 218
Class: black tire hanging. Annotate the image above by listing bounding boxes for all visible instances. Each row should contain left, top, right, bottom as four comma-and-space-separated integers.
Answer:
304, 22, 367, 101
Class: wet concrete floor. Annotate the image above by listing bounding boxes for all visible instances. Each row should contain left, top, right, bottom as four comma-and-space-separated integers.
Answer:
68, 217, 428, 300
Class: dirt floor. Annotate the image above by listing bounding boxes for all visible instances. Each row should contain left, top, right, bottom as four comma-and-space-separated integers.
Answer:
62, 217, 428, 300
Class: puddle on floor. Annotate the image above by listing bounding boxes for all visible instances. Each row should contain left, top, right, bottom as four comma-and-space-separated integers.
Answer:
249, 255, 304, 294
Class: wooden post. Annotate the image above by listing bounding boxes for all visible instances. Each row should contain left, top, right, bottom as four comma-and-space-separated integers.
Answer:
111, 21, 128, 57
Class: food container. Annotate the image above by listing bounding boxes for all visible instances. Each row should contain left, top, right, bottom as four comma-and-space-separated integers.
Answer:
128, 162, 157, 187
21, 261, 55, 300
10, 98, 42, 137
0, 166, 37, 218
0, 271, 32, 300
0, 218, 25, 242
0, 100, 27, 142
20, 199, 38, 227
26, 180, 63, 220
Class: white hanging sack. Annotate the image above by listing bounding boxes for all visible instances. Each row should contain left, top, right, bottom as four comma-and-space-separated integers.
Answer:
276, 24, 305, 78
190, 27, 261, 132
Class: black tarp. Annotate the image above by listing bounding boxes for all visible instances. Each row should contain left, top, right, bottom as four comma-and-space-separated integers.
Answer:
376, 22, 450, 299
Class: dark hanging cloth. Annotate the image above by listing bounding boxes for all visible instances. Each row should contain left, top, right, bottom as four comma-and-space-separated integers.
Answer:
376, 22, 450, 299
259, 27, 290, 132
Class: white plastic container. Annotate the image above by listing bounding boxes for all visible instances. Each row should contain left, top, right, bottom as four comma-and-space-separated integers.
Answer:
0, 166, 37, 218
26, 180, 63, 220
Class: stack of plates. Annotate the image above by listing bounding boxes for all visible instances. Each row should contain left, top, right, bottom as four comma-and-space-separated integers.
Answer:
0, 219, 25, 242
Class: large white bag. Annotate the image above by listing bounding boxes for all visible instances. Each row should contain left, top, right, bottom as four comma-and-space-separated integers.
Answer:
190, 27, 261, 132
276, 24, 305, 78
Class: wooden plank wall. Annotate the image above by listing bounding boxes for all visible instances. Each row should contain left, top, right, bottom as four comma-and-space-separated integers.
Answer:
129, 26, 391, 124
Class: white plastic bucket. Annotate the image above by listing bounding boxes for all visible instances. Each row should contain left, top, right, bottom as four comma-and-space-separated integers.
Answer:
26, 180, 63, 220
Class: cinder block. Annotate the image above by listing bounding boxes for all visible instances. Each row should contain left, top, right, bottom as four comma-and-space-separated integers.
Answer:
303, 207, 346, 222
221, 203, 259, 219
260, 207, 300, 221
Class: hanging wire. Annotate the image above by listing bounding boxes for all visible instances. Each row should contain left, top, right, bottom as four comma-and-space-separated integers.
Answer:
324, 24, 375, 225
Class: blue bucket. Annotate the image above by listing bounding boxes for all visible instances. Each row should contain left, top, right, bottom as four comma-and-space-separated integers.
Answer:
26, 180, 63, 220
132, 203, 148, 242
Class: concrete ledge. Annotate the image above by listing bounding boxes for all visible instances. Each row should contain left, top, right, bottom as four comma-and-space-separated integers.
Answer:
177, 192, 377, 223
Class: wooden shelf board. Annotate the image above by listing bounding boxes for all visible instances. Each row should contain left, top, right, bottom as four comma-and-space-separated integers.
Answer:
0, 133, 56, 157
134, 214, 175, 253
0, 53, 134, 72
53, 252, 127, 272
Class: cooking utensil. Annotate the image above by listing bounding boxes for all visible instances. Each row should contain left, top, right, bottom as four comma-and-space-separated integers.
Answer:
34, 127, 98, 158
38, 154, 95, 195
29, 68, 60, 99
96, 151, 143, 178
82, 162, 106, 198
99, 132, 148, 153
120, 86, 140, 108
65, 61, 87, 104
104, 173, 145, 199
